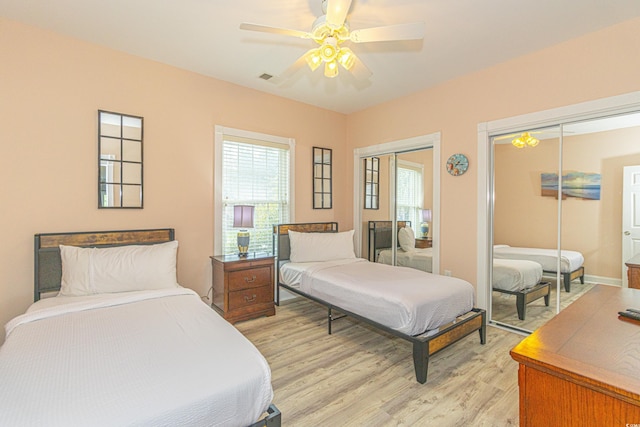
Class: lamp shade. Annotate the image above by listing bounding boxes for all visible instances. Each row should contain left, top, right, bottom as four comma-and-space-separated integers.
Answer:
422, 209, 432, 222
233, 205, 255, 228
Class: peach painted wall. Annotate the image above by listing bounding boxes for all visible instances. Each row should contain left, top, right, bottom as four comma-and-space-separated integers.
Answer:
494, 127, 640, 280
0, 18, 348, 343
346, 17, 640, 285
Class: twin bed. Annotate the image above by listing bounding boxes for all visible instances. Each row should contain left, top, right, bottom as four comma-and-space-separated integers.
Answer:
274, 222, 486, 384
0, 229, 280, 427
368, 221, 557, 321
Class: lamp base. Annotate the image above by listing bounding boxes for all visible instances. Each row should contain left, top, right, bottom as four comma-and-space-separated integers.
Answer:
420, 223, 429, 238
237, 230, 250, 257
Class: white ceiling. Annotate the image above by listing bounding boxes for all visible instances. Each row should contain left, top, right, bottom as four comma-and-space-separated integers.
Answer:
2, 0, 640, 114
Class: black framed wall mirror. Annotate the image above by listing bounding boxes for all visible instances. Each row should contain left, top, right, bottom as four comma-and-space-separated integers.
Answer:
98, 110, 143, 208
364, 157, 379, 209
313, 147, 332, 209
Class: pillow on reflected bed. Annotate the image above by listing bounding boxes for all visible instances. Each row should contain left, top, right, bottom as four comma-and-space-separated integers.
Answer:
59, 240, 179, 296
398, 227, 416, 252
288, 229, 356, 263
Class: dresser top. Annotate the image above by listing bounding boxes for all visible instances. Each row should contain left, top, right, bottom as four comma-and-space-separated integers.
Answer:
510, 285, 640, 401
211, 253, 274, 263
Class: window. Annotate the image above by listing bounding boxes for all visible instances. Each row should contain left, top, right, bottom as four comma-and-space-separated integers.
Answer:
214, 127, 295, 255
396, 160, 424, 227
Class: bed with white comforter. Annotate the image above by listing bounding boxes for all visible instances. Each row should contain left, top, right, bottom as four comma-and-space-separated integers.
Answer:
377, 248, 542, 292
493, 244, 584, 273
0, 288, 273, 427
280, 258, 474, 336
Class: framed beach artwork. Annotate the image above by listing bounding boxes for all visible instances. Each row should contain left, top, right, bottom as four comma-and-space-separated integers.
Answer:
541, 172, 601, 200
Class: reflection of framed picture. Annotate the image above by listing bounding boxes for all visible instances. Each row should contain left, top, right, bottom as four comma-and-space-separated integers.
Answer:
364, 157, 379, 209
541, 172, 601, 200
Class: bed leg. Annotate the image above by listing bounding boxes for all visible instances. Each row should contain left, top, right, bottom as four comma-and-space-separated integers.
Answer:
412, 341, 429, 384
516, 294, 525, 320
479, 311, 487, 345
564, 273, 571, 292
327, 308, 332, 335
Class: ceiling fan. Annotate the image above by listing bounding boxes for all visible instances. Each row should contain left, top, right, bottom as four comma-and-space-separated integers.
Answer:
239, 0, 425, 80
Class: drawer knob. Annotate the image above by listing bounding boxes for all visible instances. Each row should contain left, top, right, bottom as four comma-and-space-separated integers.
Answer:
245, 275, 257, 283
244, 294, 257, 303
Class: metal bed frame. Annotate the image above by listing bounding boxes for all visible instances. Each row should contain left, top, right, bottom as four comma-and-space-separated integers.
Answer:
273, 222, 486, 384
33, 228, 281, 427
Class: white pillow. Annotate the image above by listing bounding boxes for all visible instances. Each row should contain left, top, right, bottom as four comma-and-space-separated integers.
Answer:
59, 240, 179, 296
288, 230, 356, 263
398, 227, 416, 252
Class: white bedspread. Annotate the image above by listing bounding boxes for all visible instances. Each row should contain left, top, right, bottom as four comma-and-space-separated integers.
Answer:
493, 245, 584, 273
376, 249, 541, 292
492, 259, 543, 291
281, 258, 474, 336
0, 288, 273, 427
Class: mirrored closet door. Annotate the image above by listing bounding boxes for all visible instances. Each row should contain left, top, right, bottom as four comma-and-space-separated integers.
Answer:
489, 111, 640, 332
360, 147, 435, 274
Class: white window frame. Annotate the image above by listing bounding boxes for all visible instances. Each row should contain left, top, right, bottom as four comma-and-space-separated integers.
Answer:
396, 159, 425, 228
214, 126, 295, 255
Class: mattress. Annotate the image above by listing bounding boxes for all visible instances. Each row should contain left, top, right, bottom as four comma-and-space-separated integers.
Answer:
492, 259, 543, 292
0, 288, 273, 427
280, 258, 474, 336
377, 249, 541, 292
493, 245, 584, 273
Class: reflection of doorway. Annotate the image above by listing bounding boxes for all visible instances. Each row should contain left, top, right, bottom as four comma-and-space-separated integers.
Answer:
622, 165, 640, 287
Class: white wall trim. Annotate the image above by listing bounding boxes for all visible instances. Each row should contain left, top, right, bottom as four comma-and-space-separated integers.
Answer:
477, 90, 640, 314
353, 132, 441, 274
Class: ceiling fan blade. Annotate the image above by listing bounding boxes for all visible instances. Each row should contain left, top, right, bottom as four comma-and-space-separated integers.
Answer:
325, 0, 352, 29
240, 23, 312, 39
263, 51, 312, 85
350, 22, 425, 43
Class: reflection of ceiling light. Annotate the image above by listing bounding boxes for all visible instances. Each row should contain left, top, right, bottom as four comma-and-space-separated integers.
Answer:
512, 132, 539, 148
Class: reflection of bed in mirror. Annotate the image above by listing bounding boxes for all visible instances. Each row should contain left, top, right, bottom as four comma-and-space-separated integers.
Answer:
369, 221, 550, 320
493, 245, 585, 292
275, 222, 486, 384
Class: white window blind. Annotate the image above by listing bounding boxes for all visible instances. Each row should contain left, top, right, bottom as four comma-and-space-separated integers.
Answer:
396, 162, 423, 228
221, 136, 290, 255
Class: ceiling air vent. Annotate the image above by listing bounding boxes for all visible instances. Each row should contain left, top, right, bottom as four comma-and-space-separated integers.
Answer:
259, 73, 273, 81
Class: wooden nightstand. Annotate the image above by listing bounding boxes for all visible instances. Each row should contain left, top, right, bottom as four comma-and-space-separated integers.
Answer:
210, 254, 275, 324
415, 238, 432, 249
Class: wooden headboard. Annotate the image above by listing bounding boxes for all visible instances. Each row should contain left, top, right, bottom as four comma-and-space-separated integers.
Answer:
34, 228, 175, 301
272, 222, 338, 262
367, 221, 411, 261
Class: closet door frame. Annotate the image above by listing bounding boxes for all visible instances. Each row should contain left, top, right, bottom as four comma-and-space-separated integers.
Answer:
477, 91, 640, 319
353, 133, 441, 274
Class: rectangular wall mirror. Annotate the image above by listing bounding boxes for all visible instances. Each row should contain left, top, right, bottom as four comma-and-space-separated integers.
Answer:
313, 147, 332, 209
364, 157, 379, 209
98, 110, 143, 208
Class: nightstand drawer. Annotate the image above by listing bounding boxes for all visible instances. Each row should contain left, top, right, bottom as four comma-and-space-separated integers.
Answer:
228, 285, 273, 310
228, 266, 272, 291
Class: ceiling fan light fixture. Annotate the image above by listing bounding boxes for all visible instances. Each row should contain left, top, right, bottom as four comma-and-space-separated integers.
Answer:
324, 60, 338, 78
337, 47, 355, 70
304, 48, 323, 71
319, 37, 339, 61
511, 132, 540, 148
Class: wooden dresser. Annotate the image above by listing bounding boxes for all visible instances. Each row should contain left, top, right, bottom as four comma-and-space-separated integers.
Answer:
415, 238, 432, 249
626, 253, 640, 289
210, 254, 275, 324
510, 285, 640, 426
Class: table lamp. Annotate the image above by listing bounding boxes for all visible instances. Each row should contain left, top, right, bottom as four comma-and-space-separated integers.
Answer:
420, 209, 432, 238
233, 205, 254, 256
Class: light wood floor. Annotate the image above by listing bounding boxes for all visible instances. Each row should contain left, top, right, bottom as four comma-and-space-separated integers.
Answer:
236, 299, 524, 426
